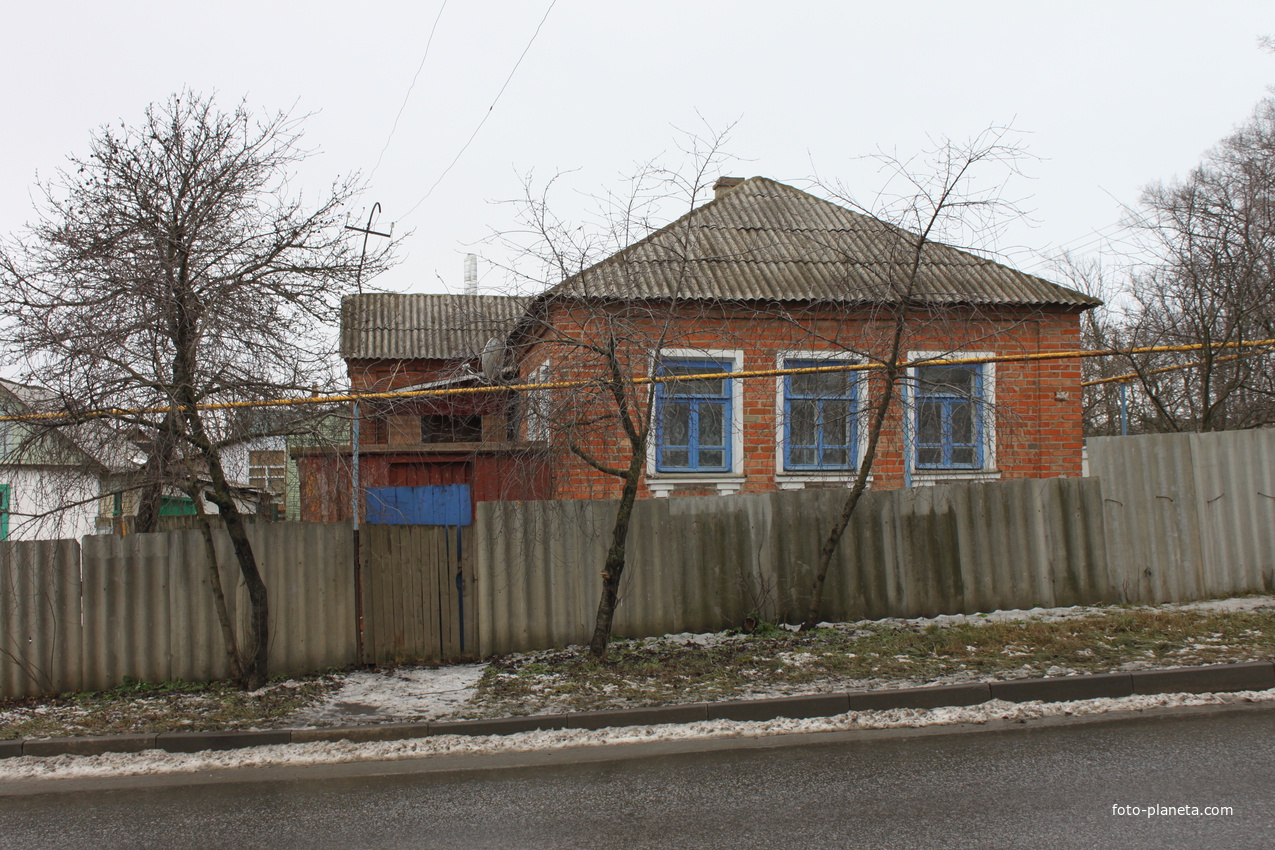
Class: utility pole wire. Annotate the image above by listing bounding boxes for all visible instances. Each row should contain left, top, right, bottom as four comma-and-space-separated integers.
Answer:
369, 0, 450, 181
401, 0, 558, 220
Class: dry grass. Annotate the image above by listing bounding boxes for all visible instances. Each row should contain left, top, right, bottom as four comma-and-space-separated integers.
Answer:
474, 607, 1275, 715
0, 675, 339, 741
2, 602, 1271, 738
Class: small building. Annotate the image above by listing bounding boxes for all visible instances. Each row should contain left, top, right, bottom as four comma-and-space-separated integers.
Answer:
300, 177, 1099, 521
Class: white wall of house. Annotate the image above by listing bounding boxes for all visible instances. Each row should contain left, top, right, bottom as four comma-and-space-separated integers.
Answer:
219, 435, 286, 487
0, 468, 100, 541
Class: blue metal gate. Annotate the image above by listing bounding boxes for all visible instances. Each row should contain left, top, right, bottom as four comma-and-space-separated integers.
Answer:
365, 483, 472, 526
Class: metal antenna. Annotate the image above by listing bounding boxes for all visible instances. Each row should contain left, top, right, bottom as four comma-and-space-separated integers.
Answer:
344, 203, 393, 294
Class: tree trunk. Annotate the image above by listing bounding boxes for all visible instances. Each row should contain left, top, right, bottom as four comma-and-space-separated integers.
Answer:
191, 489, 244, 682
801, 369, 898, 630
135, 423, 178, 533
588, 453, 645, 658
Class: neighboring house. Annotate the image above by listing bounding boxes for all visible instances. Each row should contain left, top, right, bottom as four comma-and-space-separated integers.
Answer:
0, 379, 285, 538
300, 176, 1099, 520
296, 294, 549, 523
0, 379, 130, 540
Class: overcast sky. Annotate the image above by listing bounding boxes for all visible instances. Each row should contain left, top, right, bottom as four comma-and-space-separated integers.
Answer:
3, 1, 1272, 295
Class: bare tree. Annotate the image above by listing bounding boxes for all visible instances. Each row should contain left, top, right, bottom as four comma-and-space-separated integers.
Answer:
0, 91, 393, 688
800, 130, 1038, 628
1116, 97, 1275, 433
497, 132, 734, 658
1048, 253, 1143, 436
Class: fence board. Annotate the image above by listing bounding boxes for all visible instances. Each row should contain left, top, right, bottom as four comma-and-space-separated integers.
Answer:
359, 524, 469, 665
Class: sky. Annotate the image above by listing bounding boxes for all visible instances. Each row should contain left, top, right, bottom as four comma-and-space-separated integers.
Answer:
2, 1, 1272, 296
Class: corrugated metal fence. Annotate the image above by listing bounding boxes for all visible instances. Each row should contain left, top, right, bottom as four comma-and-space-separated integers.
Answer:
1, 522, 358, 698
475, 477, 1113, 656
1088, 429, 1275, 603
5, 429, 1274, 698
0, 521, 474, 699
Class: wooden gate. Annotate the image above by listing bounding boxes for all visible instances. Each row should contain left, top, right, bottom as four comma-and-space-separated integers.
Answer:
359, 524, 475, 664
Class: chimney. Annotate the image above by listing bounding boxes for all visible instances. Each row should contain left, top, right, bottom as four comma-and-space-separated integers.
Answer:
713, 176, 745, 199
463, 253, 478, 295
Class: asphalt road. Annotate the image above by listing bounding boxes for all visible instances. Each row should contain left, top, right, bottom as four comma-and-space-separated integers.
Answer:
1, 707, 1272, 849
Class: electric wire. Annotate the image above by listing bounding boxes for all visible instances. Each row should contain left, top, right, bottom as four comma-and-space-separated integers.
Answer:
369, 0, 450, 182
400, 0, 558, 221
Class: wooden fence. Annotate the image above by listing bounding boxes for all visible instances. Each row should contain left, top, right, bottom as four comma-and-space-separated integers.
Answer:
359, 525, 475, 665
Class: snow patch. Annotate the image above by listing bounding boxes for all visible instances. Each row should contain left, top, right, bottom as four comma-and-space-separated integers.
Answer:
290, 664, 487, 726
4, 688, 1273, 782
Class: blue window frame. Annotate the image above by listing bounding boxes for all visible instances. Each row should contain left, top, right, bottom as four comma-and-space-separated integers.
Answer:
783, 358, 857, 470
914, 364, 984, 469
655, 357, 732, 472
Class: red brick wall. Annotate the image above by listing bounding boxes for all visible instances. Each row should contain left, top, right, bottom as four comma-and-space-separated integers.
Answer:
514, 301, 1086, 500
346, 358, 508, 445
296, 448, 551, 523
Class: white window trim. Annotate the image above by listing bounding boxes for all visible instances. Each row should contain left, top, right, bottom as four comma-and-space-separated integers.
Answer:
905, 350, 1000, 484
773, 350, 871, 490
646, 348, 745, 495
525, 360, 552, 441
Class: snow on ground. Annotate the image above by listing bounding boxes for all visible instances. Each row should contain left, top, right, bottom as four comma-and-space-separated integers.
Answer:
865, 594, 1275, 629
1172, 596, 1275, 614
291, 664, 488, 726
644, 595, 1275, 651
292, 594, 1275, 724
3, 688, 1272, 782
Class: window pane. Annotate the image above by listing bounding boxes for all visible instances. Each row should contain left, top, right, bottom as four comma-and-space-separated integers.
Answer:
951, 447, 975, 466
662, 401, 691, 447
822, 400, 853, 446
919, 365, 975, 397
790, 368, 852, 398
662, 362, 725, 397
789, 399, 818, 446
951, 401, 974, 444
662, 448, 690, 468
698, 449, 725, 468
917, 446, 941, 466
789, 447, 816, 466
822, 447, 850, 468
918, 400, 942, 444
698, 402, 726, 447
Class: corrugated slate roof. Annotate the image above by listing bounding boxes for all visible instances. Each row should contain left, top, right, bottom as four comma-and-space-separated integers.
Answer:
344, 178, 1097, 360
341, 293, 529, 360
545, 177, 1099, 308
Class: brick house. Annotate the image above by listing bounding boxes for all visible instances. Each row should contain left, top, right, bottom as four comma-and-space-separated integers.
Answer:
299, 176, 1098, 519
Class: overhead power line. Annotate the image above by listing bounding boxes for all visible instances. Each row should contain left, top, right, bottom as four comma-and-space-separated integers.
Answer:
400, 0, 558, 220
369, 0, 450, 181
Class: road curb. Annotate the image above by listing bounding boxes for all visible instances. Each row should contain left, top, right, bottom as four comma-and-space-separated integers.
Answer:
4, 661, 1272, 760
